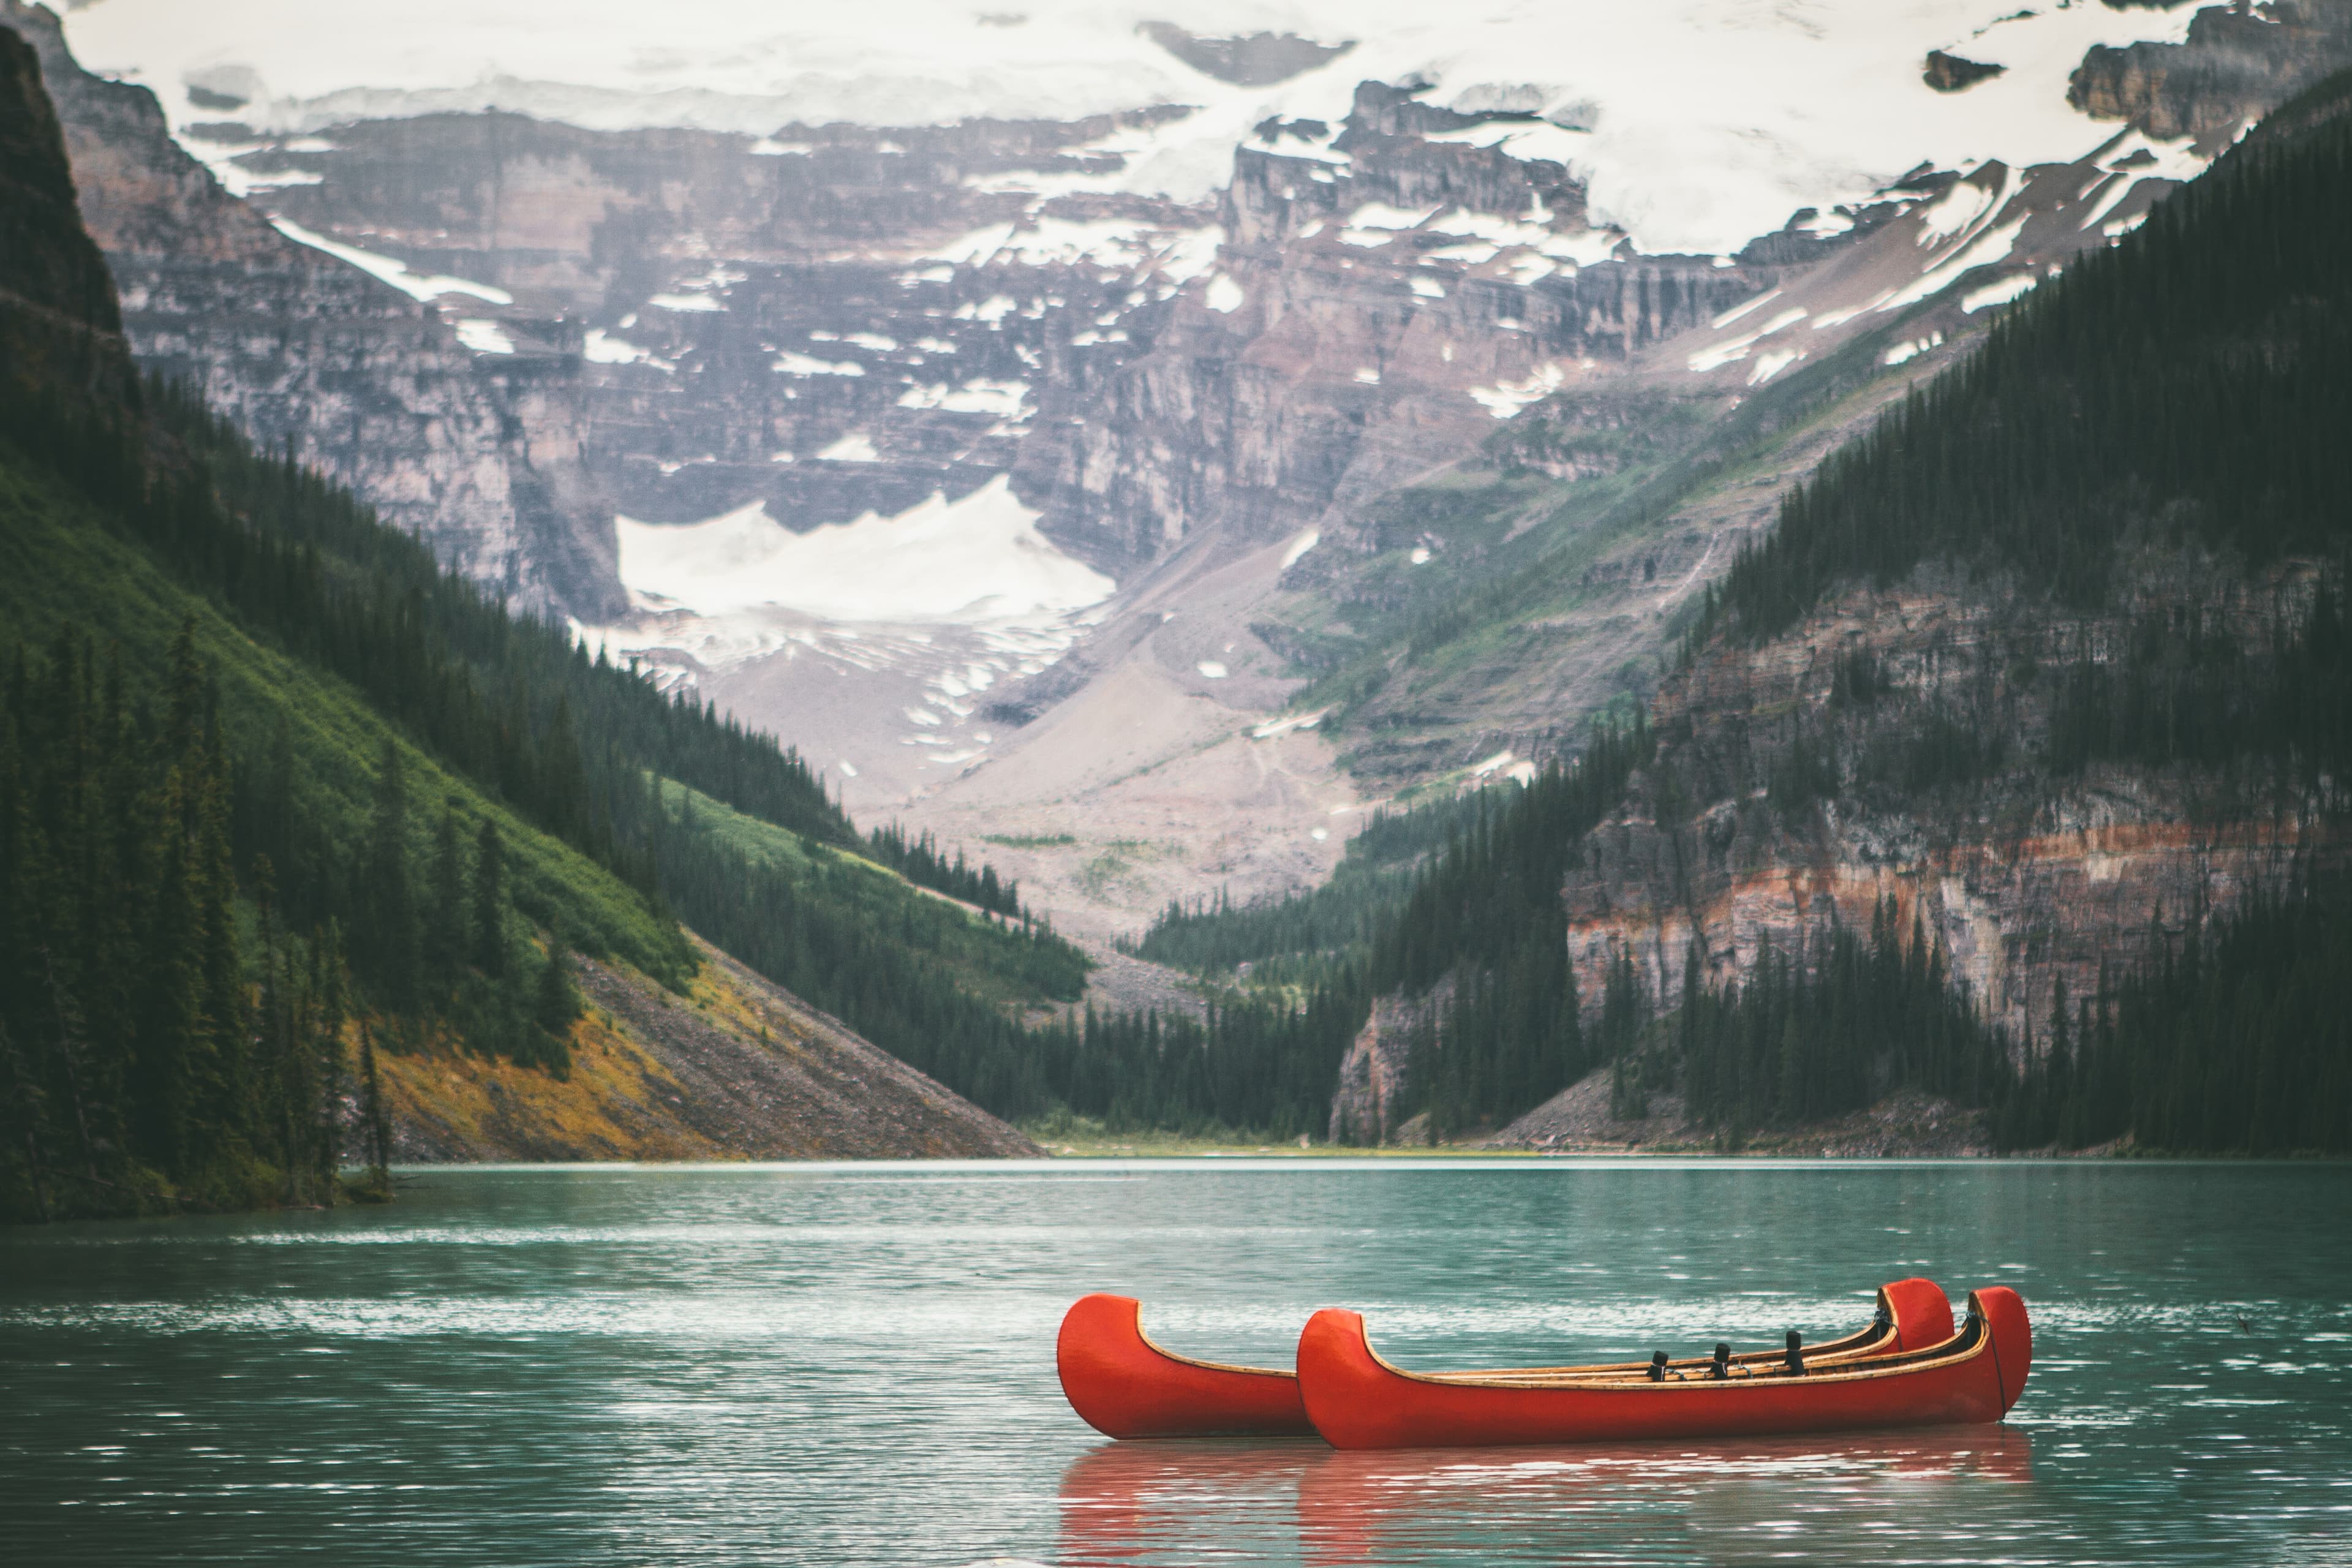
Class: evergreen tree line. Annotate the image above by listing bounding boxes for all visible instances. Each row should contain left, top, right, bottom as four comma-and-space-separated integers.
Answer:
1672, 899, 2010, 1140
152, 377, 862, 858
864, 822, 1028, 921
0, 628, 433, 1219
1711, 89, 2352, 642
1658, 880, 2352, 1155
2044, 578, 2352, 785
1020, 987, 1369, 1137
634, 780, 1087, 1120
1366, 722, 1651, 1140
1131, 781, 1520, 978
12, 378, 1113, 1126
1120, 720, 1654, 1140
1994, 875, 2352, 1154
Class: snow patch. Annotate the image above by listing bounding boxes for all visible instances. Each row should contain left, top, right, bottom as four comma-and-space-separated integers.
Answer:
1468, 362, 1569, 419
1204, 274, 1245, 314
649, 292, 724, 312
1879, 215, 2027, 312
584, 328, 655, 364
454, 318, 514, 354
1196, 661, 1229, 679
1250, 709, 1328, 740
613, 475, 1114, 625
1961, 273, 2038, 312
774, 352, 866, 377
816, 432, 881, 462
1711, 288, 1781, 330
1422, 119, 1593, 168
1281, 529, 1321, 570
268, 217, 512, 304
1687, 306, 1807, 373
1883, 331, 1944, 366
896, 379, 1030, 415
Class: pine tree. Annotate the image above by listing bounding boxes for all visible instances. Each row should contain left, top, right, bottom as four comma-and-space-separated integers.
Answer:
424, 801, 466, 1002
356, 1020, 391, 1196
470, 818, 505, 978
362, 741, 419, 1015
533, 930, 578, 1079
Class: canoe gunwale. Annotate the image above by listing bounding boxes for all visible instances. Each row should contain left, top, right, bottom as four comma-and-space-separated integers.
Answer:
1350, 1292, 2000, 1396
1131, 1316, 1297, 1382
1413, 1280, 1929, 1385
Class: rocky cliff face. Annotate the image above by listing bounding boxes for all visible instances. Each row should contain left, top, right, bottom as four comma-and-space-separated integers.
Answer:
254, 104, 1207, 537
1016, 80, 1787, 580
2070, 0, 2352, 140
1559, 559, 2343, 1048
4, 1, 602, 611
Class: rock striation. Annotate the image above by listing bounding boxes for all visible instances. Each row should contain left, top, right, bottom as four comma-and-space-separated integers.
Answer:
1016, 80, 1787, 581
1558, 562, 2346, 1049
3, 1, 601, 612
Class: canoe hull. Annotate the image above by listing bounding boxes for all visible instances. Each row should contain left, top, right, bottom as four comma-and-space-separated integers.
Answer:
1057, 1292, 1316, 1439
1297, 1287, 2032, 1450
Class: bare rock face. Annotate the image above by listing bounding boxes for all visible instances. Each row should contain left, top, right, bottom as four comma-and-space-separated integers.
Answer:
1136, 23, 1354, 88
3, 0, 595, 612
2070, 0, 2352, 140
1923, 51, 2006, 94
1326, 991, 1442, 1145
246, 103, 1204, 543
1018, 81, 1782, 579
1558, 562, 2346, 1050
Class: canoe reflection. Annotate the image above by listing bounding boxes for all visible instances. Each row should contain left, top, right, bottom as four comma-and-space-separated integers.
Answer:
1058, 1439, 1327, 1566
1060, 1427, 2030, 1566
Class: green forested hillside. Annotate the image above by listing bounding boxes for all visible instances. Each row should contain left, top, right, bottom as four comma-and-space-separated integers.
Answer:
1132, 780, 1517, 979
0, 451, 644, 1216
1714, 76, 2352, 645
0, 402, 1095, 1217
0, 20, 1098, 1212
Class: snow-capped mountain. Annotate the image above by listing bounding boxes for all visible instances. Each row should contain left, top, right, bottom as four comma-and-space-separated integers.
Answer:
23, 0, 2351, 933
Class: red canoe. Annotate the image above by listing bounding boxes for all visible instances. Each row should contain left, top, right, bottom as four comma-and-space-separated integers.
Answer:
1056, 1279, 1955, 1441
1058, 1293, 1316, 1438
1295, 1287, 2032, 1450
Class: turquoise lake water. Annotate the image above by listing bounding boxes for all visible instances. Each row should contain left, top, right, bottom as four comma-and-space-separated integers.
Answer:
2, 1159, 2347, 1565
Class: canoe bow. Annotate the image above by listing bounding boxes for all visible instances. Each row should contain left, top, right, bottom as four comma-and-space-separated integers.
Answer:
1056, 1293, 1316, 1439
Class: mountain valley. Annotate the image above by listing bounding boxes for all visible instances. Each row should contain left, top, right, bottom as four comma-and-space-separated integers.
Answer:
5, 0, 2350, 1190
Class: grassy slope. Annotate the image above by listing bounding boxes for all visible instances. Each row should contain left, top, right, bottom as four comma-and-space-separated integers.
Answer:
658, 775, 1076, 1009
1268, 301, 1951, 783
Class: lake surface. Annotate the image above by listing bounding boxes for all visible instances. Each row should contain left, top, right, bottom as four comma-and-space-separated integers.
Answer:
3, 1159, 2347, 1566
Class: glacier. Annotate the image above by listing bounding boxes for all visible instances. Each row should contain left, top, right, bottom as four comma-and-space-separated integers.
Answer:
67, 0, 2203, 255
